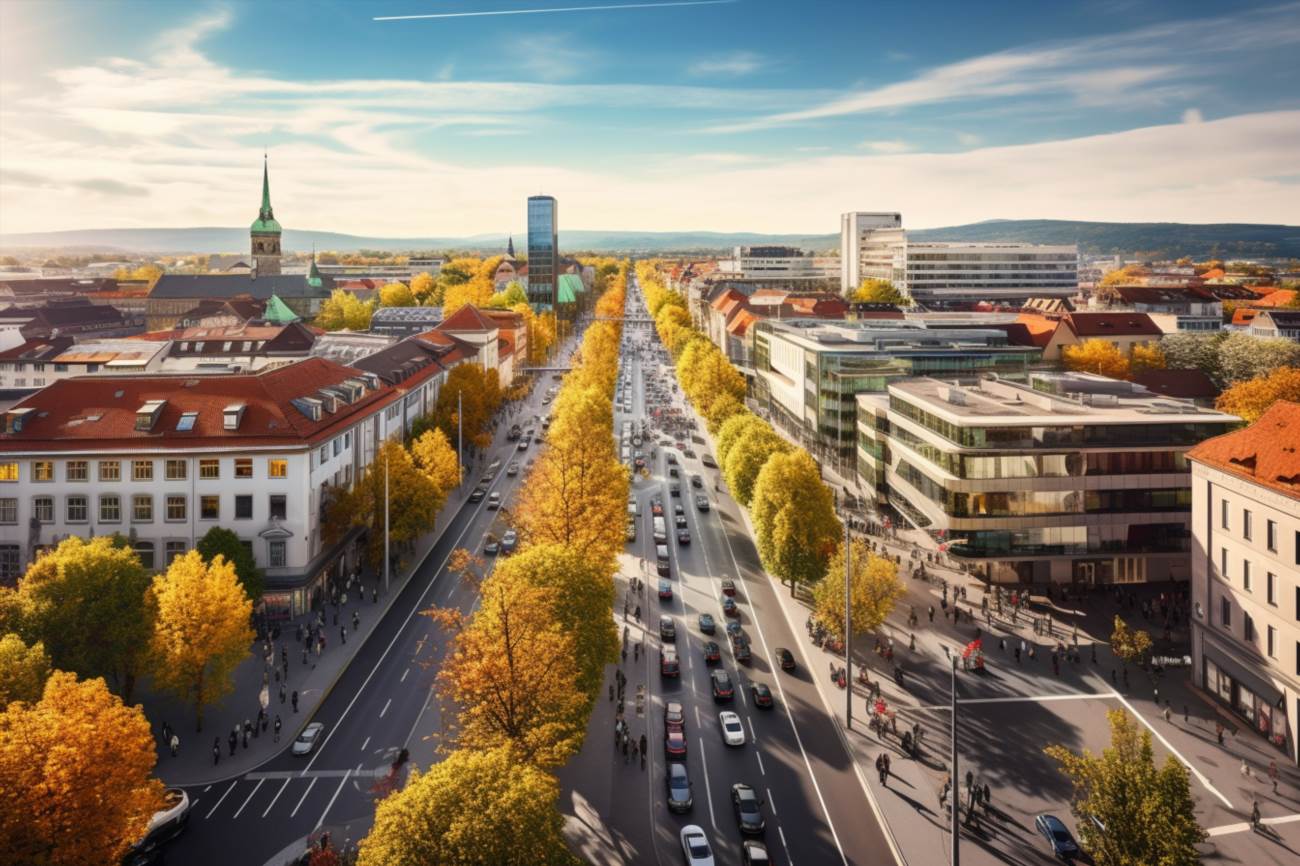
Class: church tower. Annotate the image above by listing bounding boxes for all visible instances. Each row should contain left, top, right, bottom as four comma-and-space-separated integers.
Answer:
250, 156, 282, 276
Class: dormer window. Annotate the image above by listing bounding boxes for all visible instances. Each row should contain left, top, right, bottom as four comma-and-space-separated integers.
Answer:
134, 400, 166, 432
223, 403, 246, 431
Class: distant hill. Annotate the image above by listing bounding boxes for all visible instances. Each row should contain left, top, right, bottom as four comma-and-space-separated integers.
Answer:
2, 220, 1297, 258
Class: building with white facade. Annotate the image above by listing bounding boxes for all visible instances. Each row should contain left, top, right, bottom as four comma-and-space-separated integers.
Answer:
717, 246, 838, 287
1188, 401, 1300, 764
840, 212, 903, 291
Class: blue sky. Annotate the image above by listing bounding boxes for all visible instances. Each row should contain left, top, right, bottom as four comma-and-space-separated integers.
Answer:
1, 0, 1297, 238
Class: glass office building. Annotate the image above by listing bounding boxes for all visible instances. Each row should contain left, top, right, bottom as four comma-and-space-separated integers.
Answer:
526, 195, 558, 309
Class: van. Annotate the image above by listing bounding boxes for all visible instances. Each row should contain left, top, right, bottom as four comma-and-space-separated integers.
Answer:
656, 544, 671, 576
653, 516, 667, 543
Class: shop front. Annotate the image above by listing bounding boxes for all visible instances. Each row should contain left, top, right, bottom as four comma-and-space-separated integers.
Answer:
1201, 637, 1294, 762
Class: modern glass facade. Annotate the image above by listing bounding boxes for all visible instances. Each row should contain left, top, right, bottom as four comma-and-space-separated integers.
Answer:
526, 195, 558, 309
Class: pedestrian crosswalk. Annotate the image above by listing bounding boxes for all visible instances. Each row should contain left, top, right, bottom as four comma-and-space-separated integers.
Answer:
192, 765, 393, 825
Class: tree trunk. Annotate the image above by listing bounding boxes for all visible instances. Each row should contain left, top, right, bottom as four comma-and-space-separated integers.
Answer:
194, 669, 206, 733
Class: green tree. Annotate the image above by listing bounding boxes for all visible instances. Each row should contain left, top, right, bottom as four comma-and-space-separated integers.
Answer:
195, 526, 264, 602
852, 278, 910, 306
358, 746, 575, 866
722, 423, 789, 507
1046, 710, 1204, 866
812, 540, 904, 641
0, 632, 51, 705
12, 536, 153, 702
751, 450, 841, 589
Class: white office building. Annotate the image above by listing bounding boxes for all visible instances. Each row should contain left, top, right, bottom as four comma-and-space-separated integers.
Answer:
840, 212, 903, 291
718, 246, 838, 286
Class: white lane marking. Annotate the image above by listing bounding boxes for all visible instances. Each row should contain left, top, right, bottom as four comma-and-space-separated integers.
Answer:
203, 784, 212, 792
204, 780, 238, 820
778, 826, 792, 865
1208, 812, 1300, 836
261, 778, 291, 818
360, 736, 370, 752
230, 777, 265, 819
314, 768, 354, 830
699, 735, 718, 834
302, 478, 504, 773
1111, 691, 1233, 808
289, 777, 317, 817
756, 751, 766, 776
400, 667, 409, 683
746, 716, 756, 742
380, 698, 392, 718
767, 787, 777, 816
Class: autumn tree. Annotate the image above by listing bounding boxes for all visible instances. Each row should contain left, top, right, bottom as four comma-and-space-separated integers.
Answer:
1159, 331, 1225, 383
432, 575, 586, 767
1109, 615, 1153, 668
1129, 343, 1166, 375
150, 551, 253, 731
1218, 332, 1300, 384
704, 391, 745, 434
378, 281, 415, 307
1216, 366, 1300, 423
1046, 710, 1204, 866
0, 632, 51, 705
410, 271, 438, 303
358, 746, 575, 866
0, 671, 165, 866
716, 412, 765, 468
12, 536, 153, 702
326, 440, 443, 569
723, 422, 790, 507
852, 278, 910, 306
751, 449, 842, 589
432, 363, 501, 452
1063, 338, 1131, 379
443, 278, 494, 315
411, 427, 462, 492
196, 526, 264, 602
813, 539, 904, 641
316, 289, 374, 331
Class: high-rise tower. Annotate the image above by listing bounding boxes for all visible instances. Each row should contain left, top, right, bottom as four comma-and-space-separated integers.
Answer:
250, 156, 282, 276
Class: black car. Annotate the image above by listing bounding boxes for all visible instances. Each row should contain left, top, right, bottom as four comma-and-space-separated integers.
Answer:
691, 474, 704, 489
675, 514, 689, 529
666, 762, 694, 813
659, 615, 676, 642
695, 495, 710, 512
742, 840, 771, 866
701, 454, 717, 468
670, 482, 681, 497
731, 783, 766, 835
468, 486, 487, 502
677, 528, 691, 545
774, 647, 796, 671
1034, 814, 1080, 860
711, 669, 734, 701
733, 636, 752, 663
749, 682, 774, 708
702, 641, 721, 663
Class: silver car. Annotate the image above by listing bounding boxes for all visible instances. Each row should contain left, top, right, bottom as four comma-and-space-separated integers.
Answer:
292, 722, 325, 756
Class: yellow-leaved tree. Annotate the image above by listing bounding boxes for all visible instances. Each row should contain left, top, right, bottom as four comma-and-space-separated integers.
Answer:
852, 278, 910, 306
358, 746, 575, 866
411, 427, 462, 493
0, 632, 51, 705
1130, 343, 1166, 375
723, 422, 790, 507
1063, 338, 1131, 379
149, 551, 253, 731
812, 539, 904, 640
716, 412, 765, 468
752, 449, 842, 589
325, 440, 444, 570
409, 271, 437, 303
1215, 366, 1300, 423
316, 289, 375, 331
378, 281, 415, 307
0, 670, 165, 866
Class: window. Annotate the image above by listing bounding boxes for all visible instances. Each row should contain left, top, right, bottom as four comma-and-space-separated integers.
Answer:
0, 499, 16, 524
165, 459, 187, 480
235, 495, 253, 520
1221, 499, 1229, 530
1268, 626, 1276, 659
318, 446, 329, 465
1268, 572, 1277, 606
269, 494, 287, 521
132, 495, 153, 522
333, 437, 342, 457
200, 495, 220, 520
1267, 519, 1277, 552
268, 459, 288, 478
1243, 509, 1252, 541
234, 458, 253, 478
165, 541, 187, 565
1221, 596, 1231, 628
134, 542, 154, 570
1221, 547, 1229, 579
66, 495, 88, 523
0, 546, 20, 581
176, 412, 198, 432
32, 461, 53, 482
0, 462, 18, 482
1243, 559, 1252, 592
1244, 613, 1255, 643
32, 496, 54, 523
66, 460, 88, 481
199, 459, 219, 480
269, 540, 287, 568
132, 460, 154, 482
99, 460, 120, 482
165, 495, 186, 522
99, 495, 121, 523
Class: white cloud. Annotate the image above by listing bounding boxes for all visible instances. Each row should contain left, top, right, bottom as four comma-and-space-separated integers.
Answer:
862, 140, 912, 154
1182, 107, 1204, 124
955, 132, 982, 146
689, 51, 763, 76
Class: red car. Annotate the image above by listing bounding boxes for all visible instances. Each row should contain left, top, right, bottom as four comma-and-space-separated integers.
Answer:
664, 729, 687, 757
720, 579, 736, 597
702, 641, 721, 663
658, 580, 673, 600
664, 700, 685, 733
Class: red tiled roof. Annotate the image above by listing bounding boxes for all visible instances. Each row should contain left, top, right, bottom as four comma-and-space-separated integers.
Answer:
1231, 308, 1261, 327
1199, 268, 1226, 280
1062, 312, 1163, 338
436, 304, 499, 334
1188, 401, 1300, 501
1251, 290, 1297, 309
709, 289, 746, 312
1111, 285, 1217, 304
726, 309, 758, 337
0, 358, 395, 452
1013, 313, 1062, 348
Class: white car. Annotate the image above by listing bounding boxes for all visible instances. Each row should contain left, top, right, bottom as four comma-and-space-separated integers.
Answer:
292, 721, 325, 755
501, 529, 518, 553
679, 824, 715, 866
719, 711, 746, 746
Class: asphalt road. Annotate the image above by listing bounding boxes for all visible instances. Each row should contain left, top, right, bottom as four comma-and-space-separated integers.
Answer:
166, 342, 579, 866
559, 275, 895, 866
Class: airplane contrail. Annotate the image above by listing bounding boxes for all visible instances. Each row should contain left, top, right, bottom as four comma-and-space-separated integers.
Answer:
374, 0, 736, 23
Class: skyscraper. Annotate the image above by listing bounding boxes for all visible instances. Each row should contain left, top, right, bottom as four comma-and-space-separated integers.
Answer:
526, 195, 558, 309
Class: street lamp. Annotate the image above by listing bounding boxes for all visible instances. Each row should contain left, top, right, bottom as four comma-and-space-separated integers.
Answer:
951, 653, 960, 866
844, 521, 852, 730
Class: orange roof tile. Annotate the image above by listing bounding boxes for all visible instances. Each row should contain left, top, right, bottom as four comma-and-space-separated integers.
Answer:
1188, 401, 1300, 501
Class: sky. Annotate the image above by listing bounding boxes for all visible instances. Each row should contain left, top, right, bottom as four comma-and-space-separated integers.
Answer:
0, 0, 1297, 238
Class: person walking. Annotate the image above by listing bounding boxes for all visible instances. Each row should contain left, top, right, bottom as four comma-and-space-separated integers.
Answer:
1216, 722, 1225, 745
1163, 705, 1172, 724
242, 719, 252, 749
1241, 758, 1251, 779
279, 682, 286, 705
341, 626, 347, 645
169, 733, 179, 757
640, 733, 647, 760
274, 715, 282, 743
352, 610, 360, 631
212, 738, 221, 766
161, 721, 172, 748
292, 690, 299, 713
228, 729, 238, 756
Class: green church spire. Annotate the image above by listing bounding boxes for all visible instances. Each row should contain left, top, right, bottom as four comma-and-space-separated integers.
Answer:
250, 154, 282, 234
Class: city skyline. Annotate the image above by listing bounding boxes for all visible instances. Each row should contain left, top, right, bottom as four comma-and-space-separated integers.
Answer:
1, 0, 1297, 236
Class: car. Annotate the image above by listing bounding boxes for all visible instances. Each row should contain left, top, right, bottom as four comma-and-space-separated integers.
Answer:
684, 448, 697, 458
651, 498, 664, 517
691, 474, 704, 489
711, 669, 734, 701
122, 787, 192, 865
292, 722, 325, 756
666, 762, 694, 812
701, 453, 717, 467
749, 682, 774, 708
660, 646, 680, 677
773, 647, 796, 671
486, 491, 501, 510
517, 439, 529, 451
677, 528, 691, 545
468, 486, 487, 503
696, 495, 710, 512
627, 496, 639, 515
698, 613, 716, 634
658, 579, 673, 600
675, 513, 688, 529
702, 640, 721, 663
741, 840, 771, 866
542, 396, 551, 405
659, 615, 676, 642
669, 466, 680, 478
719, 711, 746, 747
732, 636, 752, 663
506, 461, 520, 477
720, 578, 737, 596
665, 728, 687, 757
679, 825, 715, 866
526, 458, 535, 470
483, 536, 500, 556
1034, 814, 1080, 860
625, 523, 638, 542
731, 783, 766, 835
725, 621, 744, 640
722, 596, 739, 617
664, 700, 685, 732
500, 530, 518, 553
666, 451, 678, 464
673, 502, 685, 516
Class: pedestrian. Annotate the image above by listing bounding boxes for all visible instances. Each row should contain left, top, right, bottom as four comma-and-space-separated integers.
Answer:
1251, 798, 1261, 831
161, 721, 172, 746
1216, 722, 1225, 745
243, 719, 252, 748
622, 734, 629, 763
1241, 758, 1251, 779
1183, 704, 1189, 723
274, 715, 282, 743
352, 610, 360, 631
928, 605, 935, 623
261, 712, 269, 734
875, 754, 886, 784
169, 733, 179, 757
229, 729, 238, 756
982, 783, 991, 815
292, 690, 299, 713
279, 682, 286, 704
1014, 646, 1021, 664
213, 738, 221, 766
1269, 760, 1279, 793
1163, 705, 1172, 724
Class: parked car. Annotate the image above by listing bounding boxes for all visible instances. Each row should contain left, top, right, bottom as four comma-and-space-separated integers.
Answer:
292, 722, 325, 756
1034, 814, 1080, 860
483, 536, 500, 556
500, 530, 518, 553
702, 454, 717, 468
